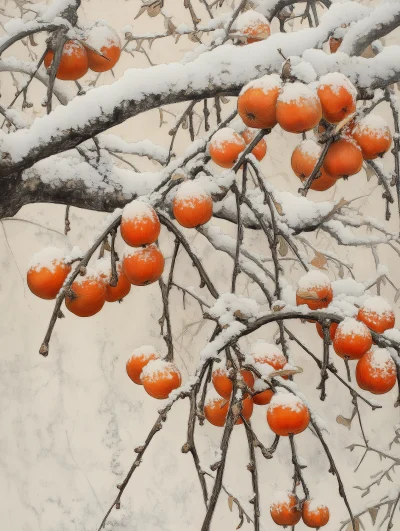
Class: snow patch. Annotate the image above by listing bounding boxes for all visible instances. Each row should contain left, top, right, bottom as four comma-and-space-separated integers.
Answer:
140, 359, 178, 382
278, 82, 318, 104
298, 270, 331, 290
318, 72, 357, 98
28, 247, 67, 272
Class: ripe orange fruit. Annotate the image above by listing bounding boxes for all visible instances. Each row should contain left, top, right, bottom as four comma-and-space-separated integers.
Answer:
235, 10, 270, 44
251, 342, 288, 376
276, 83, 322, 133
333, 318, 373, 360
65, 270, 106, 317
120, 200, 160, 247
141, 359, 181, 399
173, 181, 213, 228
291, 139, 337, 191
267, 393, 310, 436
84, 25, 121, 72
209, 128, 246, 168
44, 40, 88, 80
329, 36, 342, 53
357, 296, 395, 334
356, 348, 397, 394
96, 258, 131, 302
317, 73, 357, 124
237, 74, 282, 129
126, 346, 160, 385
316, 321, 338, 340
351, 114, 392, 160
212, 367, 254, 399
323, 137, 363, 178
296, 271, 333, 311
27, 247, 71, 300
270, 491, 301, 526
253, 379, 274, 405
241, 128, 267, 161
204, 393, 253, 427
302, 499, 330, 528
123, 244, 164, 286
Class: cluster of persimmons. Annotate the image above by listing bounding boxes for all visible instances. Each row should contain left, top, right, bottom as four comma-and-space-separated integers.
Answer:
44, 24, 121, 80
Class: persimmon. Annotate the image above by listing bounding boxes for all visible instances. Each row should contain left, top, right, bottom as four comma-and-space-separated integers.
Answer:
84, 25, 121, 72
333, 318, 372, 360
44, 40, 88, 81
27, 247, 71, 300
96, 258, 131, 302
316, 321, 338, 340
241, 128, 267, 161
65, 270, 106, 317
234, 10, 270, 44
276, 83, 322, 134
237, 74, 282, 129
126, 346, 161, 385
173, 181, 213, 228
267, 393, 310, 436
140, 359, 181, 399
317, 73, 357, 124
120, 200, 160, 247
356, 348, 397, 394
296, 270, 333, 311
123, 244, 164, 286
291, 139, 338, 191
351, 114, 392, 160
323, 137, 363, 178
329, 36, 342, 53
204, 393, 253, 427
270, 491, 301, 526
251, 342, 287, 372
209, 127, 246, 168
302, 499, 330, 528
212, 367, 254, 399
253, 379, 274, 405
357, 296, 395, 334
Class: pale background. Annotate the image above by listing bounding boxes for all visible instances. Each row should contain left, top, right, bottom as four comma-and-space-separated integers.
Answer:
0, 0, 399, 530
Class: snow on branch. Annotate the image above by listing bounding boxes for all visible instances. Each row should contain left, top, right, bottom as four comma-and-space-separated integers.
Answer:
1, 1, 397, 179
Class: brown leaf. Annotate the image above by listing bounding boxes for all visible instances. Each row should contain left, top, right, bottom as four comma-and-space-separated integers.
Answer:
220, 96, 230, 104
278, 235, 289, 257
338, 263, 344, 278
268, 366, 303, 378
296, 289, 319, 301
345, 519, 360, 531
272, 303, 286, 312
311, 251, 328, 270
368, 507, 379, 524
134, 5, 147, 19
233, 309, 246, 320
188, 32, 201, 43
228, 495, 234, 512
147, 1, 162, 17
165, 18, 176, 34
29, 34, 37, 46
273, 199, 283, 215
364, 163, 375, 182
322, 197, 349, 223
336, 415, 352, 429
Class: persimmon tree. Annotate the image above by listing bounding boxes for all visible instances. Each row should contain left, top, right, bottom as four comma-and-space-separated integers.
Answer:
1, 0, 400, 530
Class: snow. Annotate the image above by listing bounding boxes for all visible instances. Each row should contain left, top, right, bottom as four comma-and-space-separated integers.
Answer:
270, 490, 295, 508
360, 296, 394, 317
205, 387, 226, 406
97, 135, 168, 164
268, 392, 306, 413
353, 114, 391, 139
28, 246, 67, 272
140, 359, 178, 381
129, 345, 161, 360
122, 200, 156, 221
318, 72, 357, 98
123, 243, 158, 260
234, 10, 269, 32
306, 499, 328, 513
367, 348, 396, 374
295, 139, 322, 158
61, 40, 86, 57
250, 341, 285, 365
207, 293, 260, 326
85, 24, 120, 51
332, 278, 365, 298
336, 317, 369, 338
298, 270, 331, 290
209, 128, 245, 150
73, 266, 102, 285
239, 74, 282, 96
39, 0, 77, 22
277, 82, 318, 104
174, 180, 210, 201
288, 57, 317, 84
253, 378, 269, 392
94, 257, 112, 277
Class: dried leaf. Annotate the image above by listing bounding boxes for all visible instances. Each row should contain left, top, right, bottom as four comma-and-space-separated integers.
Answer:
220, 96, 229, 104
182, 116, 188, 130
368, 507, 379, 524
134, 5, 147, 19
273, 199, 283, 215
322, 197, 349, 223
188, 32, 201, 42
311, 251, 328, 270
364, 163, 375, 182
272, 303, 286, 312
147, 1, 162, 17
228, 496, 234, 512
165, 18, 176, 34
296, 289, 319, 301
29, 34, 37, 46
336, 414, 352, 429
345, 519, 360, 531
269, 366, 303, 378
278, 235, 289, 257
233, 309, 246, 320
338, 263, 345, 279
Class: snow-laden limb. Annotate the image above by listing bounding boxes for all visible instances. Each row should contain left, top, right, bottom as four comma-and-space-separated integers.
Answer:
339, 0, 400, 56
252, 0, 331, 21
96, 134, 169, 164
0, 22, 61, 56
1, 1, 397, 179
